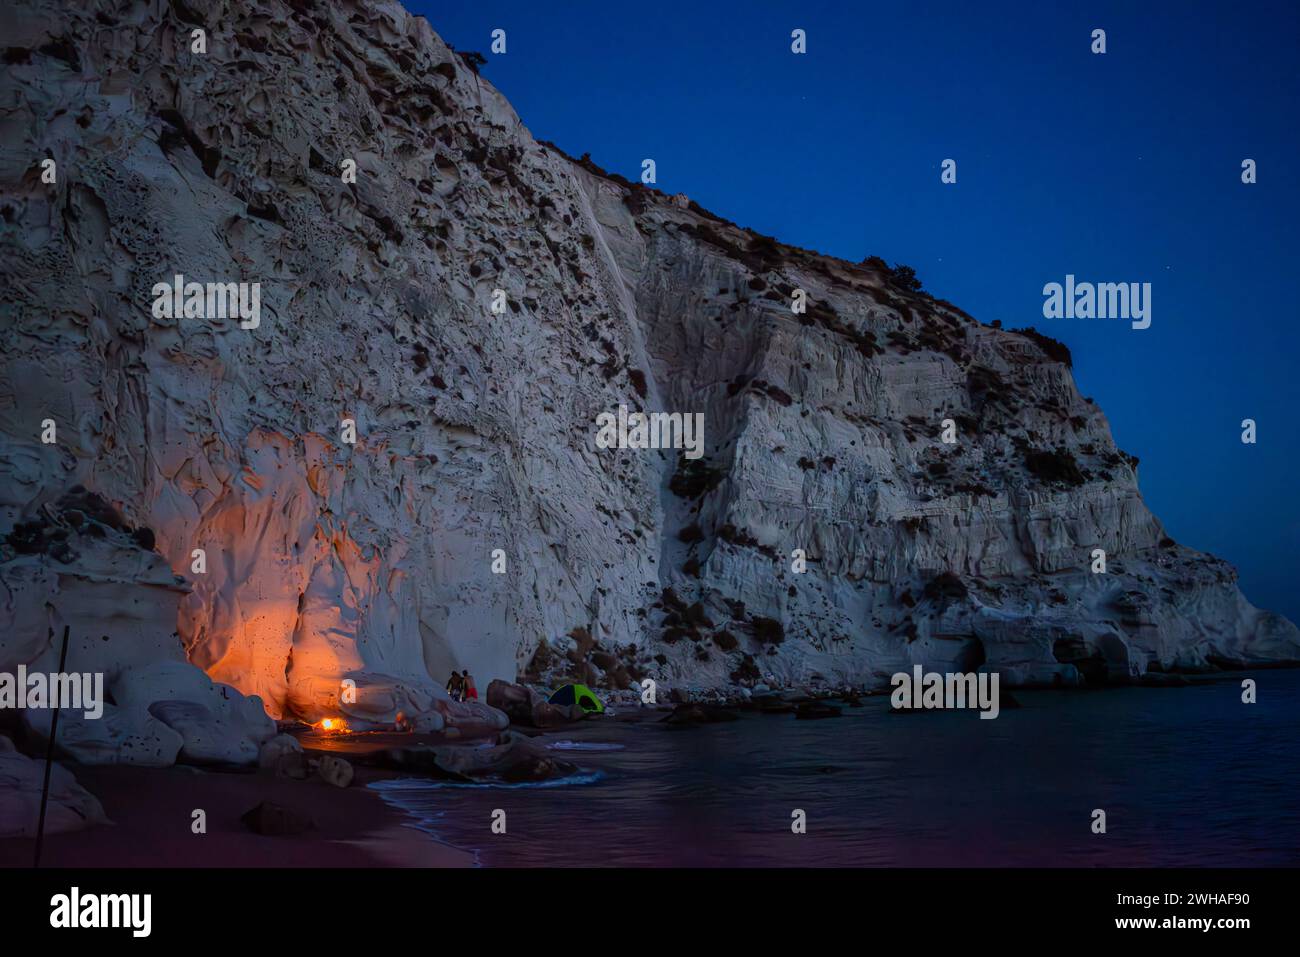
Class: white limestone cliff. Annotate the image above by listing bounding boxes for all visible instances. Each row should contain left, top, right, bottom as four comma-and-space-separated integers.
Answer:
1, 0, 1295, 750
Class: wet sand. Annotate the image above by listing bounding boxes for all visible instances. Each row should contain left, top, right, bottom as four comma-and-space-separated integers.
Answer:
0, 761, 472, 868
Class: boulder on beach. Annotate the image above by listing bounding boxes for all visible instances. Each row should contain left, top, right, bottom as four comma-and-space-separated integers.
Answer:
0, 735, 109, 838
486, 678, 582, 727
22, 703, 185, 768
330, 676, 509, 735
530, 701, 580, 727
385, 731, 579, 783
434, 696, 510, 735
436, 732, 578, 783
19, 655, 279, 769
110, 660, 274, 767
147, 700, 259, 766
409, 711, 447, 733
486, 678, 534, 720
297, 671, 441, 729
258, 734, 309, 778
315, 754, 354, 788
240, 801, 315, 836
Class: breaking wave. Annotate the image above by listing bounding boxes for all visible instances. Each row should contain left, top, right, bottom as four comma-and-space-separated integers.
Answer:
370, 770, 605, 792
545, 740, 626, 752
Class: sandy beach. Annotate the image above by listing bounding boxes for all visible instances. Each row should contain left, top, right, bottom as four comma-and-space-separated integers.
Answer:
0, 760, 472, 869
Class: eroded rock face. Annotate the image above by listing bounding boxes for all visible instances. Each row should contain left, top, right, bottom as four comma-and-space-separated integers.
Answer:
0, 735, 109, 837
0, 494, 280, 765
0, 0, 1295, 727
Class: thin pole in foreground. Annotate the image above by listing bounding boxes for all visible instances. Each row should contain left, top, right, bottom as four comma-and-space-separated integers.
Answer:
34, 624, 71, 868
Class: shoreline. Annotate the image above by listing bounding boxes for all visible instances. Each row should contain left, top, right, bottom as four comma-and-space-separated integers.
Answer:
0, 670, 1285, 869
0, 761, 473, 869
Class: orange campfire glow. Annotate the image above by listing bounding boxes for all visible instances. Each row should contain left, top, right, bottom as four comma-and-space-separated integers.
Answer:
314, 717, 349, 733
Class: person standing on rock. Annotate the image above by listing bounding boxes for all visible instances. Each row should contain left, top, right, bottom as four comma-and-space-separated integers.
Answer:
463, 670, 478, 701
446, 670, 464, 702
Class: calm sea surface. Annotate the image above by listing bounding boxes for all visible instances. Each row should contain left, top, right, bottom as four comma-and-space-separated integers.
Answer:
372, 670, 1300, 866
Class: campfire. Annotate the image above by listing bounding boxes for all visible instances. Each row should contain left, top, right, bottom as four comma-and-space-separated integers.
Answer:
313, 717, 349, 734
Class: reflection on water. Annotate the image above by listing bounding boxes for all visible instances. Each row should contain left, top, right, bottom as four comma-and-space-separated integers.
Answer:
372, 671, 1300, 867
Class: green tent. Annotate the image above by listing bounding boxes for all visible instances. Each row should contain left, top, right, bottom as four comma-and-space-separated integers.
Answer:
548, 683, 605, 713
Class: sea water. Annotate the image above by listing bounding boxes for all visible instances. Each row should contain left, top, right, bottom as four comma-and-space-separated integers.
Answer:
372, 671, 1300, 867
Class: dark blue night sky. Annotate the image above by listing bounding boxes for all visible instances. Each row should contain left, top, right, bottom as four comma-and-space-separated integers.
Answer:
412, 0, 1300, 623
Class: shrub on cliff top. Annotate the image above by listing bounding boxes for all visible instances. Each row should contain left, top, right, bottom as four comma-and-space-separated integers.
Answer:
746, 234, 784, 269
861, 257, 923, 292
456, 50, 486, 73
1011, 326, 1073, 367
887, 263, 923, 292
